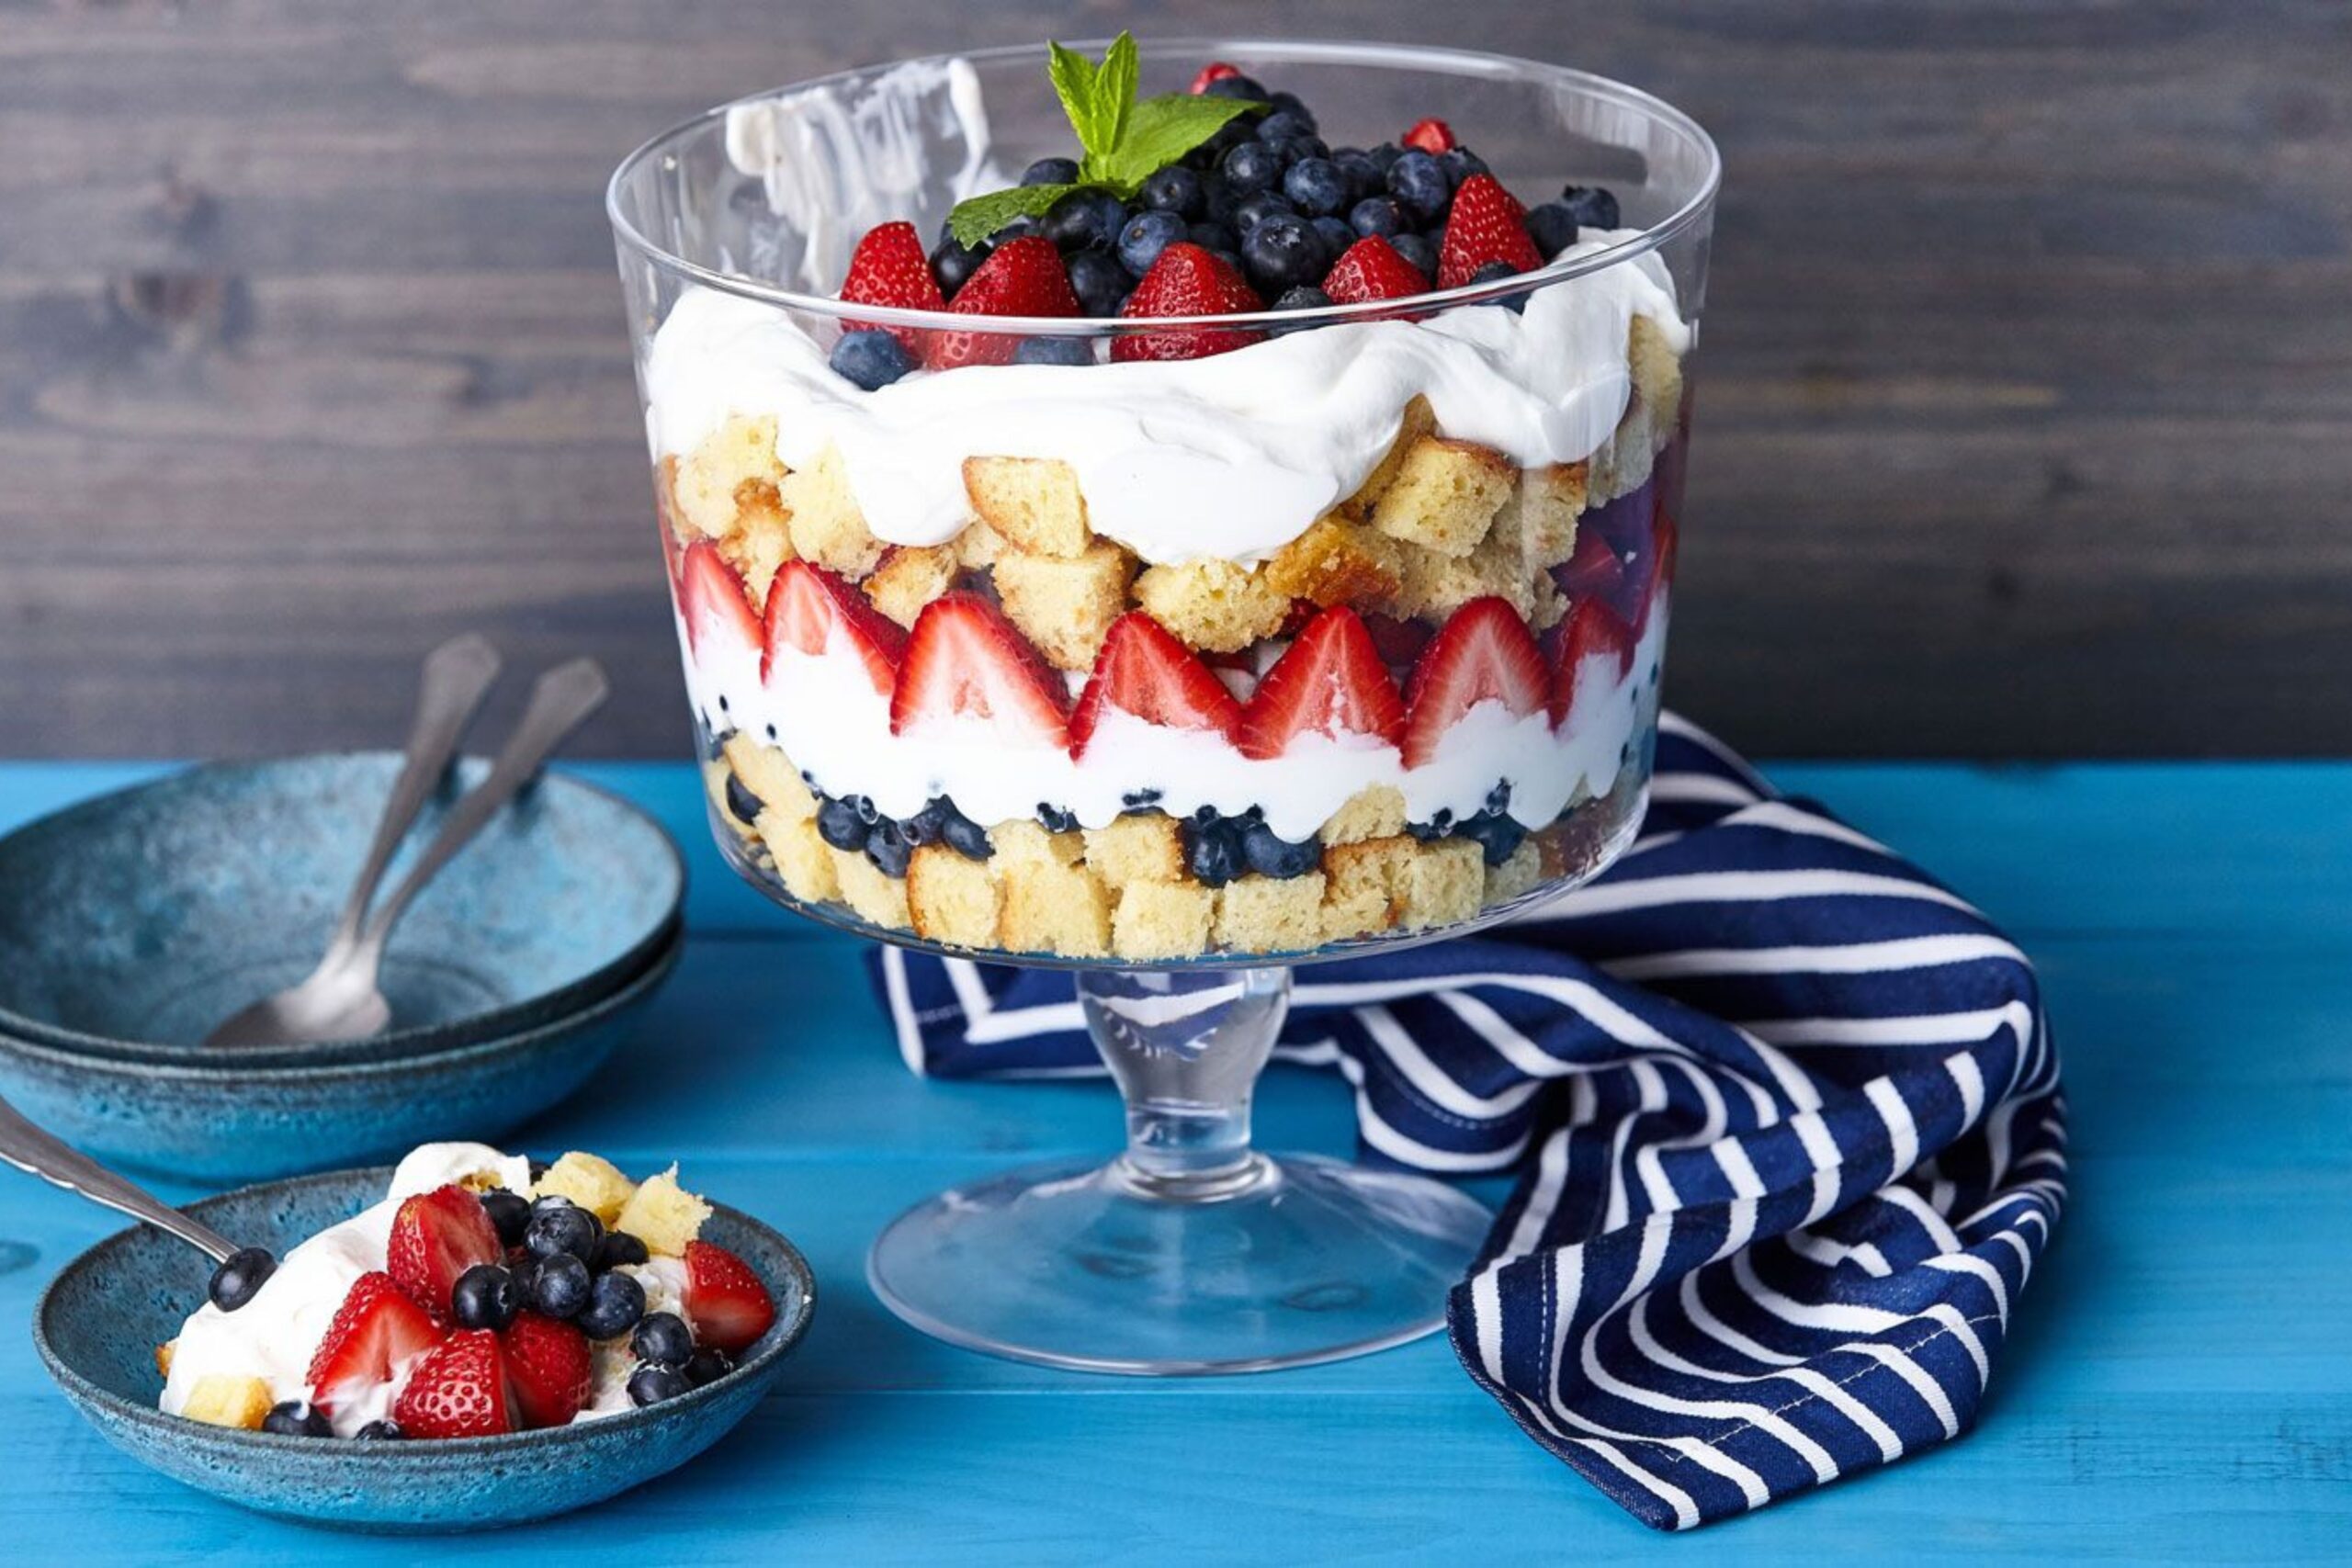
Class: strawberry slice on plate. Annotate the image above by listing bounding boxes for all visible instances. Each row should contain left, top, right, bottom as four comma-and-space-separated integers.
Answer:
386, 1184, 503, 1323
1400, 597, 1549, 768
1547, 596, 1637, 728
928, 236, 1081, 370
1323, 235, 1430, 305
889, 592, 1069, 748
1069, 612, 1243, 758
1114, 243, 1266, 363
840, 220, 945, 352
391, 1328, 515, 1438
676, 540, 763, 661
761, 558, 908, 695
1238, 606, 1407, 759
682, 1240, 777, 1354
305, 1271, 443, 1418
1437, 174, 1544, 289
1402, 117, 1457, 153
500, 1311, 592, 1430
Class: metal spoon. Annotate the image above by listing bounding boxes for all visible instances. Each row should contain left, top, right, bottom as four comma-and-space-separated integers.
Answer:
0, 1093, 240, 1264
204, 655, 611, 1049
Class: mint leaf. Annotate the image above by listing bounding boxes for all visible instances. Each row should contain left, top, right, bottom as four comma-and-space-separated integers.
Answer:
1047, 40, 1113, 163
1094, 33, 1139, 153
1093, 94, 1261, 192
946, 183, 1074, 248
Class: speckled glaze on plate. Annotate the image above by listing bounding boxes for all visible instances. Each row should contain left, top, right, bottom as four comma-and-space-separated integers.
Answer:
0, 933, 679, 1183
33, 1163, 815, 1532
0, 754, 684, 1066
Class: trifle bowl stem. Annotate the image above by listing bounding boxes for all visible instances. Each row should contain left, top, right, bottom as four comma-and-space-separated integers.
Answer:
866, 965, 1492, 1373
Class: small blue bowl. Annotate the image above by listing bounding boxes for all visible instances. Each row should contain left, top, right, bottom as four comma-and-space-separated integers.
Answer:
0, 754, 684, 1066
34, 1163, 815, 1531
0, 933, 678, 1183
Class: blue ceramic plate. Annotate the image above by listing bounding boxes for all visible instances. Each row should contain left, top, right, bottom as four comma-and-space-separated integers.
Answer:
34, 1163, 815, 1531
0, 933, 678, 1183
0, 754, 684, 1066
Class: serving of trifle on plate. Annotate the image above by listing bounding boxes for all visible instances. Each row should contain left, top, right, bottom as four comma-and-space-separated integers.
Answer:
608, 37, 1719, 1373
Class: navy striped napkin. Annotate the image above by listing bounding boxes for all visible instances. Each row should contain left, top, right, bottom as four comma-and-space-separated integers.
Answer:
867, 713, 2065, 1529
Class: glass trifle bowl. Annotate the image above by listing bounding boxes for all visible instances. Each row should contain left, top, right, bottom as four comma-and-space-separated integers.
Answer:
608, 39, 1718, 1373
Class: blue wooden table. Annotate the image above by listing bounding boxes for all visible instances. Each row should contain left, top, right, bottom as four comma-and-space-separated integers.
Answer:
1, 759, 2347, 1563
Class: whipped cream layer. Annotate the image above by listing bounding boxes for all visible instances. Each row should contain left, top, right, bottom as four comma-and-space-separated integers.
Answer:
643, 232, 1687, 569
685, 599, 1666, 846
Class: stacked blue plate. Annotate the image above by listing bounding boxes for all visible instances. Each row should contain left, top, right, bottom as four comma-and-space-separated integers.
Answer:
0, 754, 684, 1180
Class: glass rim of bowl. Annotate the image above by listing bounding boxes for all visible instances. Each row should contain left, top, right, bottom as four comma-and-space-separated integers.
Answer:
605, 36, 1722, 337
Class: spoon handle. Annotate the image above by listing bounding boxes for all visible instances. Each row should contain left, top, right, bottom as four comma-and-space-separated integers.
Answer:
322, 633, 504, 964
352, 658, 612, 964
0, 1095, 240, 1263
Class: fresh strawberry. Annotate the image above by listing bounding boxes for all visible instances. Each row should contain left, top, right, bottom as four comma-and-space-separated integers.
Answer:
1547, 596, 1637, 727
1322, 235, 1429, 305
677, 540, 763, 660
761, 558, 908, 696
305, 1271, 443, 1417
500, 1312, 592, 1430
1189, 61, 1241, 94
1069, 612, 1243, 757
1360, 611, 1434, 669
682, 1240, 776, 1354
889, 592, 1069, 748
1114, 243, 1266, 362
928, 237, 1081, 369
1238, 606, 1407, 759
385, 1184, 502, 1322
1582, 473, 1657, 554
1437, 174, 1544, 289
1400, 597, 1549, 767
840, 220, 945, 350
1552, 525, 1629, 607
1629, 510, 1678, 637
1402, 117, 1457, 153
391, 1328, 514, 1438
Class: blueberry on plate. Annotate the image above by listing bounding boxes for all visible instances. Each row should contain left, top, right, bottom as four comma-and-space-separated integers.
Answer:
932, 799, 994, 860
595, 1229, 650, 1270
576, 1269, 647, 1341
1349, 196, 1404, 238
815, 795, 869, 852
865, 817, 913, 878
1271, 285, 1332, 335
1310, 216, 1355, 262
479, 1189, 531, 1249
1332, 150, 1383, 202
1022, 155, 1079, 186
1265, 90, 1315, 130
1457, 809, 1529, 866
1241, 212, 1327, 295
262, 1401, 333, 1438
1524, 201, 1579, 260
1467, 260, 1532, 311
1187, 220, 1238, 255
1255, 109, 1316, 146
628, 1363, 692, 1407
1045, 188, 1128, 254
528, 1252, 592, 1319
1385, 151, 1451, 222
451, 1263, 520, 1332
1283, 158, 1348, 217
354, 1419, 406, 1441
1220, 140, 1283, 195
1137, 164, 1204, 220
1438, 146, 1490, 187
1183, 817, 1246, 888
1388, 232, 1439, 278
1117, 209, 1188, 278
526, 1201, 603, 1264
828, 329, 912, 391
1066, 249, 1130, 317
684, 1346, 735, 1388
1559, 184, 1621, 229
1012, 335, 1093, 367
207, 1247, 277, 1314
930, 232, 989, 296
1240, 820, 1322, 879
632, 1312, 695, 1369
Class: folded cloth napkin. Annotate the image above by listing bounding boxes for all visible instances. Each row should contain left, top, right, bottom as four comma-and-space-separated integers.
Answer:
867, 713, 2065, 1529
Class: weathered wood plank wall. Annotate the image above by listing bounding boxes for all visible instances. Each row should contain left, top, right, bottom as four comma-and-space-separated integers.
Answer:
2, 1, 2346, 758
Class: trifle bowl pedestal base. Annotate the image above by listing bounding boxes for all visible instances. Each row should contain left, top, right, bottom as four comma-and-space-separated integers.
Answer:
865, 966, 1490, 1375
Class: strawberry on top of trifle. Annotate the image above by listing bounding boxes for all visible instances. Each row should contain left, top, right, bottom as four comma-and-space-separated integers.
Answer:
649, 37, 1689, 962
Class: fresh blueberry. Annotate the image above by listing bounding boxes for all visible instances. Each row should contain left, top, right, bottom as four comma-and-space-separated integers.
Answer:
1123, 788, 1164, 811
1241, 212, 1328, 295
1282, 157, 1349, 218
1467, 259, 1531, 311
526, 1201, 603, 1264
1310, 216, 1355, 261
816, 795, 869, 851
1202, 73, 1270, 103
527, 1252, 591, 1319
577, 1269, 647, 1341
1138, 164, 1204, 220
989, 213, 1041, 245
902, 800, 945, 847
1231, 189, 1295, 234
1220, 140, 1283, 195
1368, 142, 1403, 173
1458, 809, 1530, 867
1255, 109, 1317, 146
1332, 150, 1383, 201
829, 328, 912, 391
684, 1346, 735, 1388
1524, 202, 1579, 260
479, 1189, 531, 1248
1386, 151, 1451, 221
1188, 220, 1238, 255
354, 1419, 406, 1441
1036, 803, 1079, 834
1559, 184, 1621, 228
1192, 116, 1258, 170
1274, 135, 1330, 167
632, 1311, 695, 1368
1022, 155, 1080, 186
1388, 232, 1439, 278
207, 1247, 277, 1314
1045, 188, 1128, 253
930, 233, 988, 296
628, 1362, 691, 1407
865, 817, 913, 878
263, 1400, 334, 1438
1240, 820, 1322, 879
596, 1230, 650, 1270
1116, 209, 1188, 278
451, 1263, 520, 1332
1012, 335, 1093, 367
1183, 818, 1246, 888
851, 795, 880, 824
1487, 780, 1514, 812
1438, 146, 1490, 187
1407, 807, 1455, 842
1067, 249, 1129, 317
1272, 284, 1333, 317
1349, 196, 1405, 239
935, 800, 994, 860
1266, 90, 1315, 128
722, 770, 763, 825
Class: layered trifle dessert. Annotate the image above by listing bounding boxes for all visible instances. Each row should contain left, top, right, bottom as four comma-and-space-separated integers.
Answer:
639, 41, 1690, 962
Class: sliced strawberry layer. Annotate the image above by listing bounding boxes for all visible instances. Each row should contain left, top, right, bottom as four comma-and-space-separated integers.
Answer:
929, 236, 1081, 369
677, 540, 763, 661
1115, 243, 1266, 363
1360, 612, 1434, 670
1070, 612, 1243, 758
1403, 117, 1457, 153
1547, 596, 1637, 728
392, 1328, 514, 1439
1437, 174, 1544, 289
1631, 510, 1678, 637
306, 1271, 443, 1417
1323, 235, 1429, 306
890, 592, 1069, 748
1238, 606, 1407, 759
1552, 525, 1629, 608
501, 1312, 592, 1430
840, 220, 945, 351
1400, 597, 1549, 768
386, 1184, 502, 1323
683, 1240, 777, 1354
761, 558, 908, 696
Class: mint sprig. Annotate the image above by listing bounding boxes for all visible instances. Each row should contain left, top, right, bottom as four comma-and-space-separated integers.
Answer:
947, 34, 1260, 248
